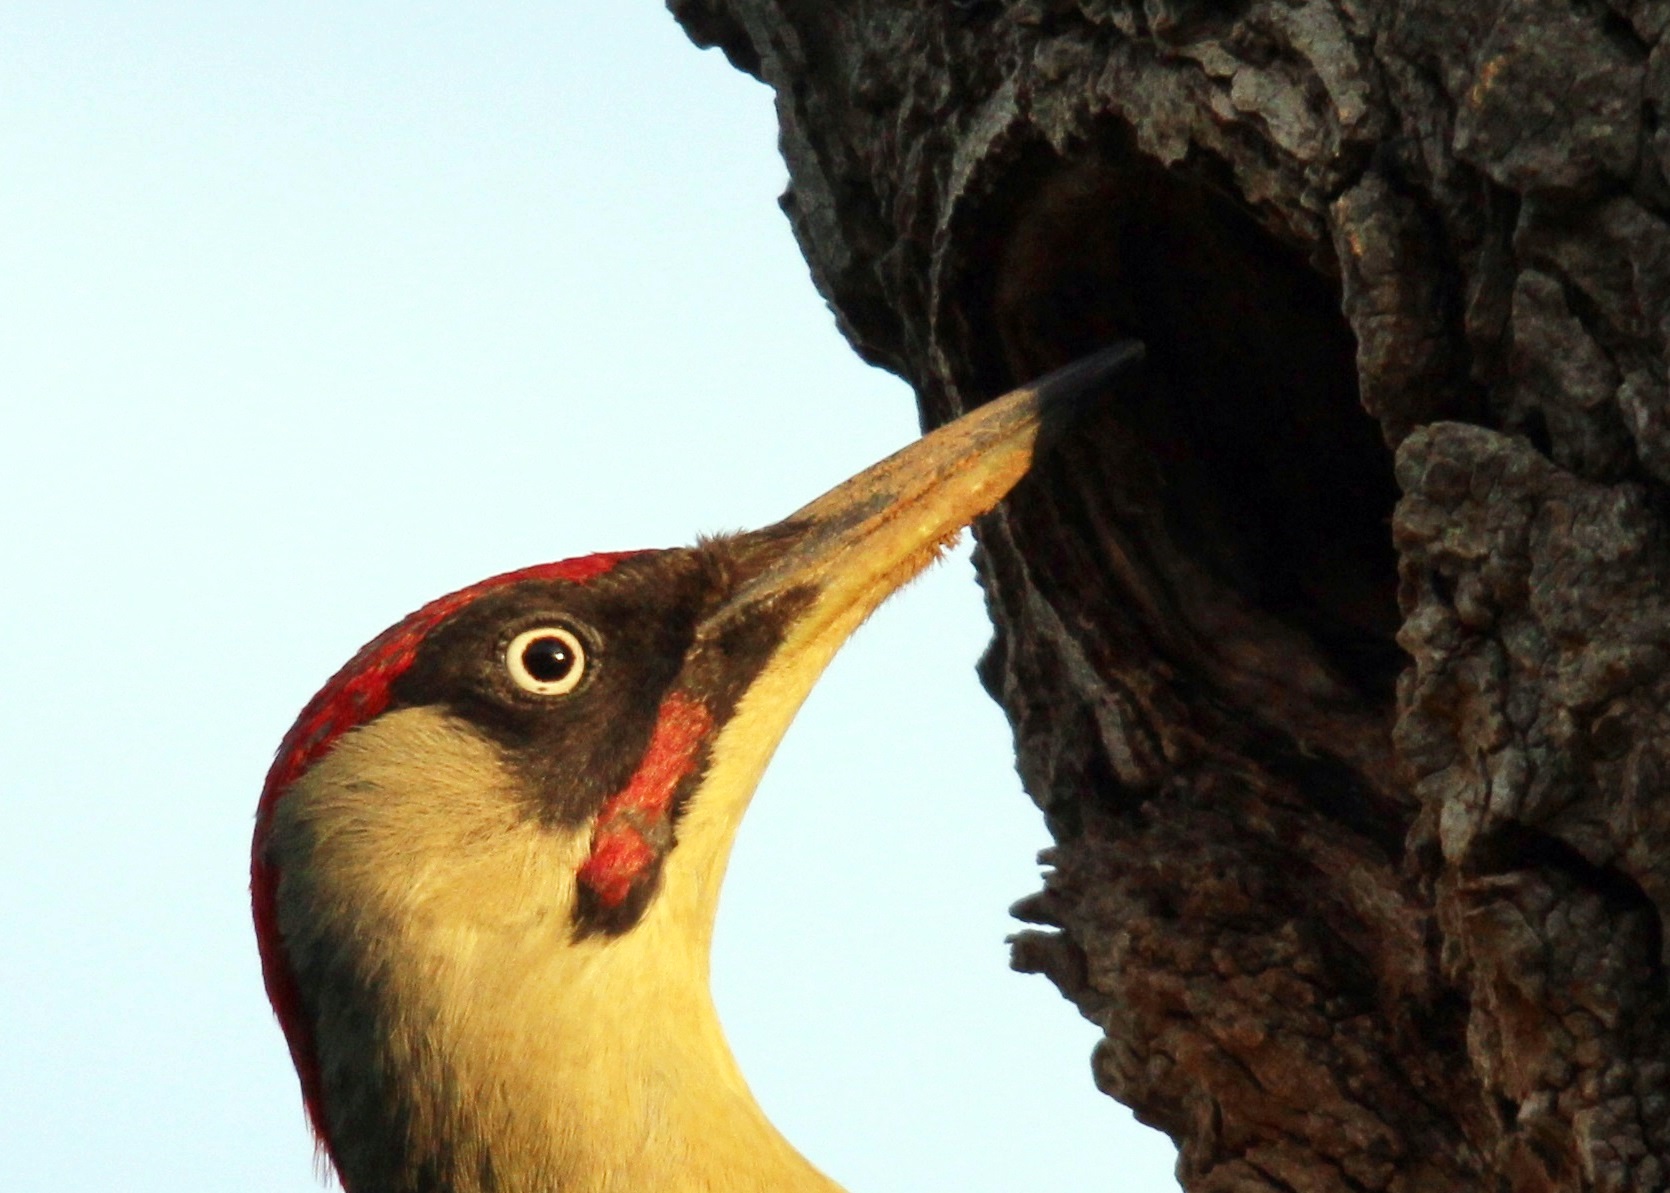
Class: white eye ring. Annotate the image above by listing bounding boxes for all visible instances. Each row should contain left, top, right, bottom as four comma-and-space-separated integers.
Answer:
505, 626, 587, 696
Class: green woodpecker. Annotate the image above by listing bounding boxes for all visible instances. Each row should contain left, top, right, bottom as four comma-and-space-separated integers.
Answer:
253, 342, 1143, 1193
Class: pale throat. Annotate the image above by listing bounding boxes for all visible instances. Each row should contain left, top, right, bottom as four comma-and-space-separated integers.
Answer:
271, 705, 844, 1193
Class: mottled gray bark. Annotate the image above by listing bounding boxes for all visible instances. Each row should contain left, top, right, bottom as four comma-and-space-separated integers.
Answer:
667, 2, 1670, 1189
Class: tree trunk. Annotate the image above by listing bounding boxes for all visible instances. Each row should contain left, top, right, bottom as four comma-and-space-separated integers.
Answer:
667, 2, 1670, 1189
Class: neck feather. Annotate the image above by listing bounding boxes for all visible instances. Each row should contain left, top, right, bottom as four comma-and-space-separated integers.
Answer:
267, 706, 844, 1193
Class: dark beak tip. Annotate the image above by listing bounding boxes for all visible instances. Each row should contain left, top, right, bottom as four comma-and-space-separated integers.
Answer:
1023, 339, 1147, 451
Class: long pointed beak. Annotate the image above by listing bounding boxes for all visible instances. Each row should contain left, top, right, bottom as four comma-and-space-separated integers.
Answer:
701, 340, 1145, 659
665, 340, 1143, 928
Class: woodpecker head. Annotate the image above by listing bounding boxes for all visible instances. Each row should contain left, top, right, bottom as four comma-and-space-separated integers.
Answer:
252, 344, 1141, 1193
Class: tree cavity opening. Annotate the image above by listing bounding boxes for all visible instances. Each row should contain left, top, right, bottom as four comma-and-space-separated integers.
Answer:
979, 142, 1403, 704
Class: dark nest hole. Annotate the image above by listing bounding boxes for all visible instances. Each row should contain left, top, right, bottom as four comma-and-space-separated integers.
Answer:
966, 138, 1403, 705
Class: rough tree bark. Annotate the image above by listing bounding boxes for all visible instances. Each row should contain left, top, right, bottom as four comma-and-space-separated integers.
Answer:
666, 2, 1670, 1190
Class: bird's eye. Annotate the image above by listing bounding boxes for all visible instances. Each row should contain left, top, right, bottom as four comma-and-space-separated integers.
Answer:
505, 626, 587, 696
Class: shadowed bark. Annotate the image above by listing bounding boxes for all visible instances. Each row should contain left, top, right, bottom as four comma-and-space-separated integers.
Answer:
667, 2, 1670, 1189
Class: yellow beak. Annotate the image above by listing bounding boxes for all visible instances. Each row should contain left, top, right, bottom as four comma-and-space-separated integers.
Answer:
662, 338, 1144, 948
702, 340, 1145, 662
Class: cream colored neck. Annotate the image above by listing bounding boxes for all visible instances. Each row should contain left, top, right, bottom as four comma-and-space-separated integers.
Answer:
390, 914, 844, 1193
273, 706, 845, 1193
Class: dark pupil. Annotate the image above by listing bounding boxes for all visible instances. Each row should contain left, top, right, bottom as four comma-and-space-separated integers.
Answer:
522, 636, 575, 683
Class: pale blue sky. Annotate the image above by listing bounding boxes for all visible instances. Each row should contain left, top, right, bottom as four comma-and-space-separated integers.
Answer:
0, 6, 1179, 1190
